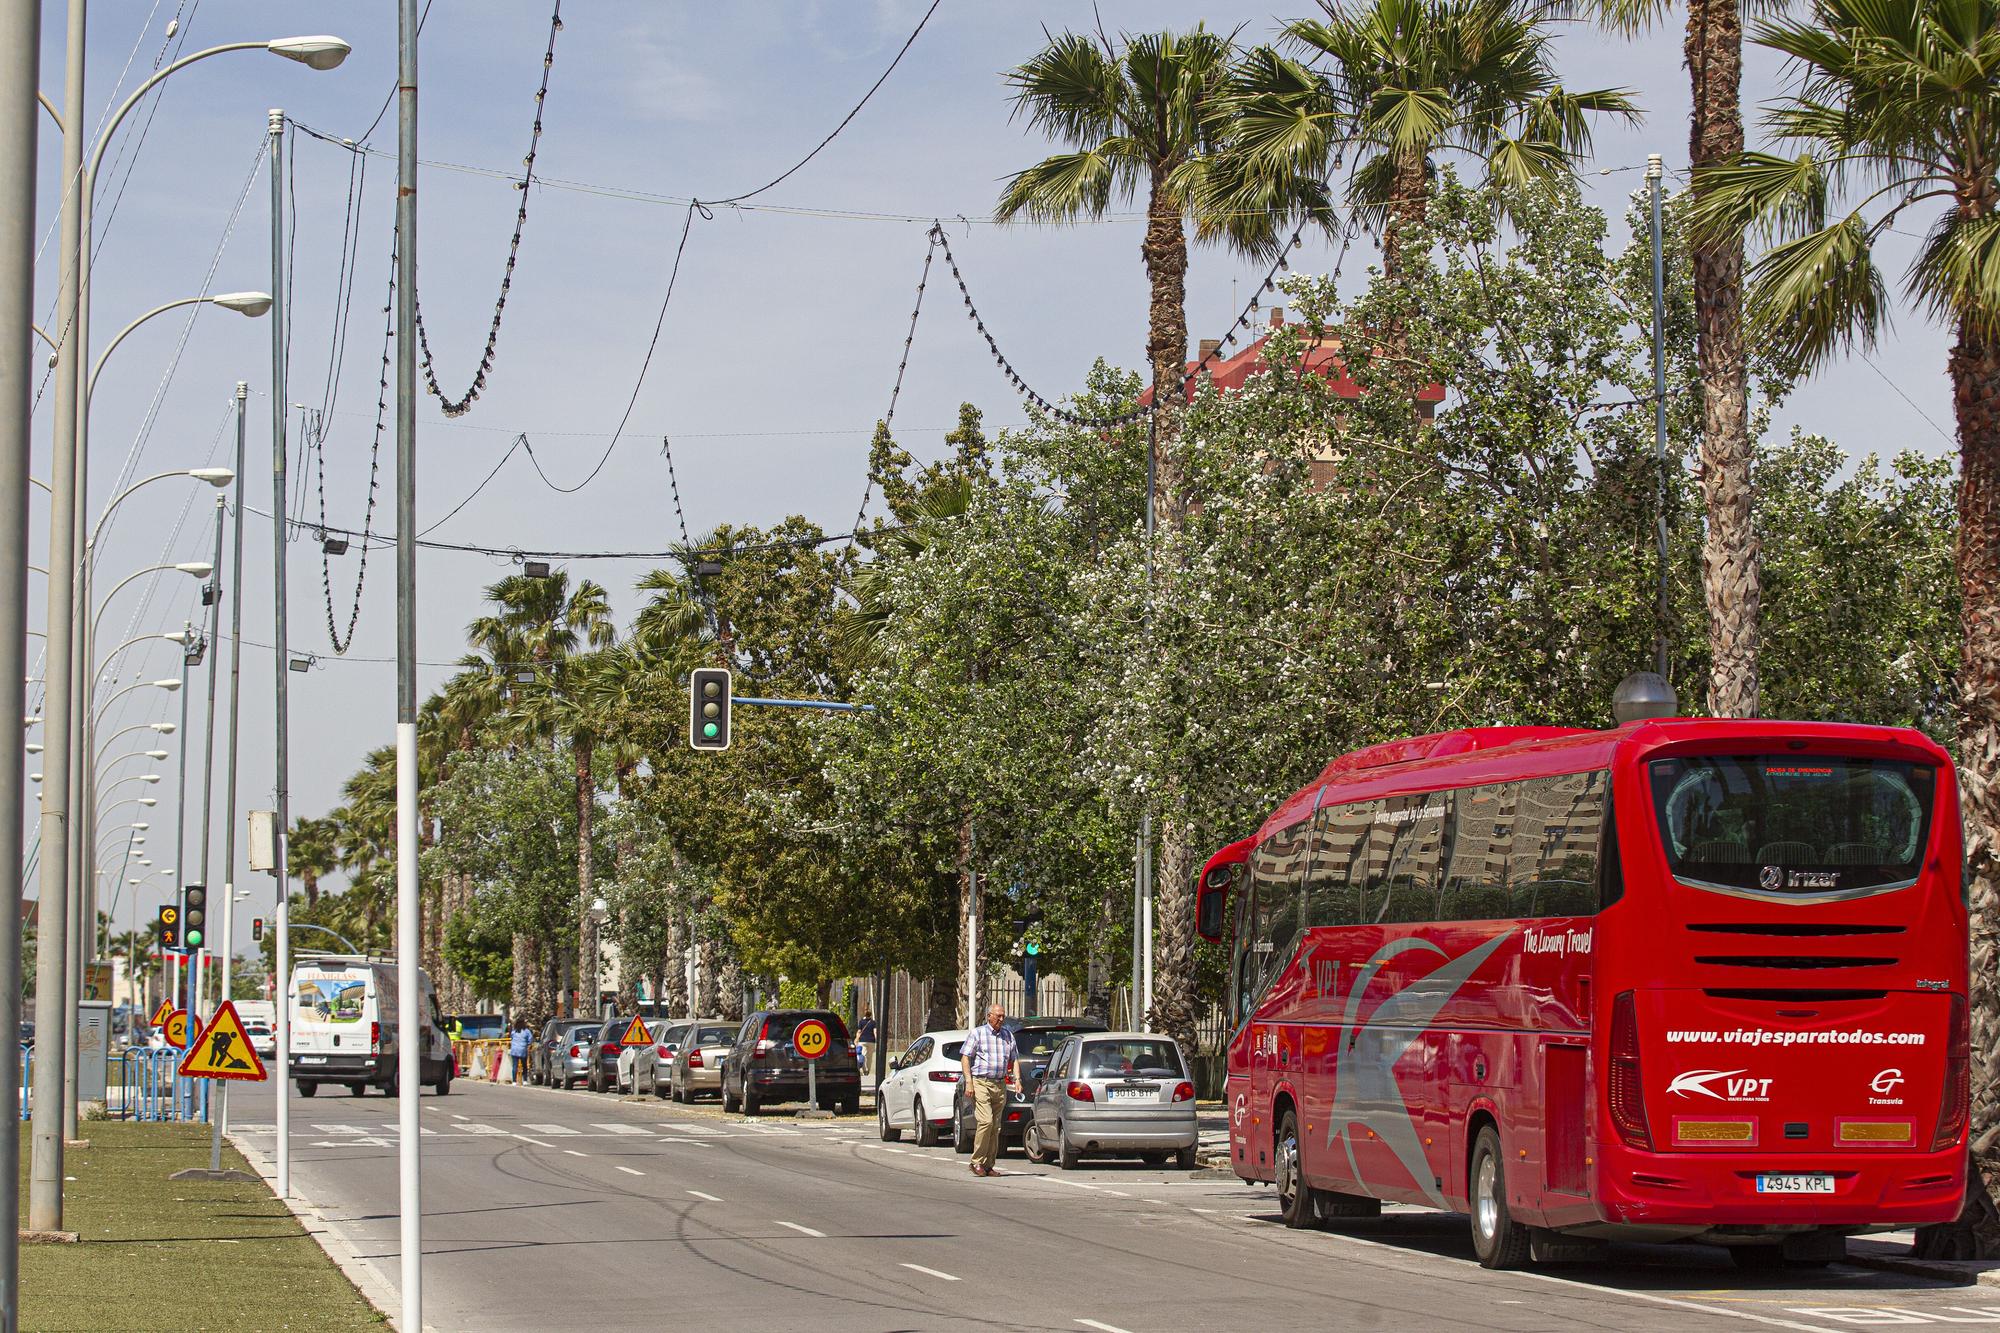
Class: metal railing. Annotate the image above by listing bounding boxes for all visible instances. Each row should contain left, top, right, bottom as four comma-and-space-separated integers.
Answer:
118, 1046, 206, 1122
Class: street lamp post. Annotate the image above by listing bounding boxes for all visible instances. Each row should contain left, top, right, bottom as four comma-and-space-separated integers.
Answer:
31, 26, 349, 1233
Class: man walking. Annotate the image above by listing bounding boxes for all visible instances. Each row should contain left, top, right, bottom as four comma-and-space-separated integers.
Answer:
959, 1003, 1016, 1178
509, 1016, 534, 1086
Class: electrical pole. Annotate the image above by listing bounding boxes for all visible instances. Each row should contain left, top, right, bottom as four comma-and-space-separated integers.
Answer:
218, 383, 246, 1152
1135, 408, 1156, 1031
267, 107, 293, 1199
1647, 153, 1671, 676
393, 5, 424, 1326
0, 0, 42, 1312
200, 494, 224, 1169
30, 0, 85, 1233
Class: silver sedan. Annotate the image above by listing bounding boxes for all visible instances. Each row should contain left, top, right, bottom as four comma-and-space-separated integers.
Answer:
1023, 1032, 1198, 1170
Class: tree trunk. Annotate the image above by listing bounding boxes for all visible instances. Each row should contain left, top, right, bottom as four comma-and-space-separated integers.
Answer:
1686, 0, 1759, 717
1929, 322, 2000, 1258
509, 932, 548, 1023
1142, 164, 1191, 528
713, 940, 743, 1022
956, 817, 982, 1026
1381, 147, 1428, 288
661, 911, 688, 1017
1151, 809, 1199, 1051
1084, 873, 1116, 1025
573, 733, 596, 1014
301, 868, 320, 908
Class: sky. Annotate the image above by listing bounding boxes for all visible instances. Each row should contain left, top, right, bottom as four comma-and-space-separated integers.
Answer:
24, 2, 1960, 960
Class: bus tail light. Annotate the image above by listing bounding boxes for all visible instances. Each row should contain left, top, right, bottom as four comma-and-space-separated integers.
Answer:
1172, 1081, 1196, 1102
1933, 994, 1969, 1152
1066, 1081, 1095, 1102
1609, 991, 1652, 1150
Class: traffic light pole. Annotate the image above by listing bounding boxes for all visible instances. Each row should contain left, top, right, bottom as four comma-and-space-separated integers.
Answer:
216, 382, 247, 1156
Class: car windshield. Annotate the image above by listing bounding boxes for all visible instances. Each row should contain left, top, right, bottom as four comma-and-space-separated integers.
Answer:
1649, 755, 1936, 895
453, 1015, 505, 1037
695, 1026, 734, 1045
764, 1013, 850, 1044
1012, 1027, 1092, 1060
1078, 1040, 1186, 1079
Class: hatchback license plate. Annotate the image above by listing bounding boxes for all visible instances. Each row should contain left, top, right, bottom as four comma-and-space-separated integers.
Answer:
1108, 1087, 1154, 1101
1755, 1173, 1833, 1194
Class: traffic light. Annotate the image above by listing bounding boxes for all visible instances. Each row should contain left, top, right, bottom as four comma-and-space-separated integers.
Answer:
689, 667, 732, 751
181, 884, 206, 951
251, 917, 264, 943
157, 903, 181, 951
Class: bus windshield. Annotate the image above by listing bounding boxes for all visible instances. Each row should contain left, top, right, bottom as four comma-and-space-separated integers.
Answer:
1648, 754, 1936, 896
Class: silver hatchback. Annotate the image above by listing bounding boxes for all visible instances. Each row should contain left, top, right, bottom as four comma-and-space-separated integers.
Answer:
1024, 1032, 1198, 1169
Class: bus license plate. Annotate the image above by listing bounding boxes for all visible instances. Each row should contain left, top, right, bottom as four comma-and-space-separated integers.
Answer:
1755, 1174, 1833, 1194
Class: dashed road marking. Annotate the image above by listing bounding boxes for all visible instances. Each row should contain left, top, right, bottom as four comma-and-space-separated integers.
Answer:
563, 1149, 589, 1158
459, 1123, 506, 1136
522, 1123, 579, 1135
774, 1221, 825, 1237
900, 1262, 960, 1281
312, 1124, 368, 1136
616, 1166, 644, 1176
1076, 1321, 1134, 1333
687, 1190, 722, 1202
513, 1134, 553, 1148
592, 1123, 651, 1136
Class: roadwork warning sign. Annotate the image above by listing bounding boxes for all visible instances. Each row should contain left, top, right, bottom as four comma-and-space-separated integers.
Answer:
619, 1014, 652, 1047
150, 998, 173, 1029
178, 1001, 267, 1081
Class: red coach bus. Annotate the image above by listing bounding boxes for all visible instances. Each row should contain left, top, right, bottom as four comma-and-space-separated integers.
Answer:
1196, 711, 1967, 1268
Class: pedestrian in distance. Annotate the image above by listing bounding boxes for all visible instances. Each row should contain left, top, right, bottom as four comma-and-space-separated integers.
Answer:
855, 1012, 876, 1074
509, 1016, 534, 1086
959, 1003, 1016, 1177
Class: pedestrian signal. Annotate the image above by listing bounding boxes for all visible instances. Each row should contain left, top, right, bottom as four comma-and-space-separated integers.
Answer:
178, 1001, 267, 1082
158, 903, 181, 950
251, 917, 263, 943
689, 667, 732, 751
181, 883, 206, 950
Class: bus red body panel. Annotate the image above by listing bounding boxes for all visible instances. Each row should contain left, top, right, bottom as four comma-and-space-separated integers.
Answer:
1215, 716, 1967, 1249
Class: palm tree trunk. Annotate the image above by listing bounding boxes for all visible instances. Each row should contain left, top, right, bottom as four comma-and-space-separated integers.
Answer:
510, 932, 547, 1021
1084, 875, 1114, 1025
1686, 0, 1759, 717
1945, 321, 2000, 1256
1142, 163, 1191, 527
955, 816, 981, 1026
1381, 147, 1428, 287
301, 868, 320, 908
573, 734, 596, 1014
661, 911, 688, 1016
1152, 808, 1199, 1050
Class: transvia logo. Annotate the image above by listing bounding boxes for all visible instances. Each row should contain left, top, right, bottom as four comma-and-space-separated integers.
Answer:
1326, 929, 1515, 1210
1870, 1068, 1905, 1096
1667, 1068, 1772, 1101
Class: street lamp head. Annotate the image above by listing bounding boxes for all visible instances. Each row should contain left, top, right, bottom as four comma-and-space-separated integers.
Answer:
165, 629, 192, 645
22, 716, 38, 727
138, 797, 157, 807
187, 467, 235, 487
266, 35, 351, 71
151, 679, 183, 692
173, 562, 213, 579
143, 749, 168, 760
131, 822, 149, 830
149, 722, 175, 734
207, 292, 271, 318
138, 774, 161, 784
24, 742, 39, 754
28, 773, 40, 784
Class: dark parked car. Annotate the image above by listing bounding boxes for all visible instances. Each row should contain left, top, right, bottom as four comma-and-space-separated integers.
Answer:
532, 1018, 600, 1089
720, 1009, 860, 1115
952, 1017, 1109, 1155
587, 1012, 642, 1094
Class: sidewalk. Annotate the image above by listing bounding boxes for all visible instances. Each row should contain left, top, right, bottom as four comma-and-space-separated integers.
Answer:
18, 1119, 384, 1331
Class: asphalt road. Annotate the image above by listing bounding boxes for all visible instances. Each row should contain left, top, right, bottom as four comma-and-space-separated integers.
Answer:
228, 1079, 2000, 1332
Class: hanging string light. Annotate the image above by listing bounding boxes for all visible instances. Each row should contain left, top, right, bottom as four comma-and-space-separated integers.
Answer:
314, 223, 397, 654
410, 2, 565, 417
846, 230, 938, 547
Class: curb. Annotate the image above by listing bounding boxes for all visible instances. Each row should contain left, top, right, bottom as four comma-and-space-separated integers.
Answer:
1842, 1249, 2000, 1287
228, 1128, 414, 1330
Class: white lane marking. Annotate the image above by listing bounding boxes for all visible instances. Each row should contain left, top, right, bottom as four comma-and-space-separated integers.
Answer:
1187, 1207, 1218, 1214
687, 1190, 722, 1202
884, 1147, 908, 1154
1096, 1189, 1130, 1198
563, 1149, 589, 1158
591, 1123, 651, 1135
312, 1124, 368, 1136
1076, 1321, 1134, 1333
1049, 1178, 1098, 1190
459, 1123, 506, 1136
522, 1123, 579, 1135
667, 1124, 726, 1136
658, 1138, 713, 1147
900, 1263, 960, 1282
774, 1221, 825, 1237
449, 1113, 469, 1121
616, 1166, 644, 1177
512, 1134, 553, 1148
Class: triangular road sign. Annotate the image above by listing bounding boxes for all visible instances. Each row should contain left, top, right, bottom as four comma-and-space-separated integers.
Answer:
619, 1014, 652, 1047
178, 1000, 267, 1082
149, 998, 173, 1029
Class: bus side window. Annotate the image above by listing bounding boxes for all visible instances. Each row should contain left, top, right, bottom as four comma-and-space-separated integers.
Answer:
1305, 801, 1369, 927
1443, 783, 1516, 921
1372, 795, 1445, 923
1511, 772, 1605, 917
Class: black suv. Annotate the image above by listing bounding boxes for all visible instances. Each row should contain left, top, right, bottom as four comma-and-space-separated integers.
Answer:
721, 1009, 860, 1115
953, 1017, 1109, 1154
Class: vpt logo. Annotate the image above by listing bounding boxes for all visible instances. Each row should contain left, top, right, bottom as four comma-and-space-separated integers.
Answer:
1668, 1068, 1772, 1101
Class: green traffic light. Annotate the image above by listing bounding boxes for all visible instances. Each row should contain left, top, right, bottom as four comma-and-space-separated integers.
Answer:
1024, 941, 1039, 956
186, 930, 202, 948
703, 722, 718, 738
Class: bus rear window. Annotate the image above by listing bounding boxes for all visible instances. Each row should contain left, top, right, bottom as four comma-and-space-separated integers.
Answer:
1648, 755, 1935, 897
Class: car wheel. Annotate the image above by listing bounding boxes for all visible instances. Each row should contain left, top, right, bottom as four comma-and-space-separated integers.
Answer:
1022, 1120, 1050, 1165
349, 1083, 367, 1097
1140, 1152, 1167, 1165
840, 1094, 859, 1116
878, 1097, 902, 1143
952, 1098, 974, 1153
297, 1080, 317, 1098
722, 1080, 740, 1113
1276, 1111, 1318, 1230
742, 1084, 760, 1116
915, 1099, 941, 1148
653, 1071, 669, 1100
1175, 1145, 1197, 1170
1470, 1125, 1531, 1270
1728, 1247, 1789, 1271
1057, 1124, 1080, 1171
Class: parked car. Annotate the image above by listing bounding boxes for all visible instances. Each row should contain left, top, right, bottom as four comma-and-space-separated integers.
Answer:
720, 1009, 860, 1115
531, 1018, 600, 1089
951, 1017, 1107, 1155
666, 1022, 736, 1103
626, 1022, 691, 1097
587, 1013, 635, 1094
875, 1030, 965, 1147
1024, 1031, 1198, 1169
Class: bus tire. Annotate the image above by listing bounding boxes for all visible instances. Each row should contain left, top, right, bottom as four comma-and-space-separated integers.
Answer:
1275, 1111, 1318, 1230
1470, 1126, 1531, 1269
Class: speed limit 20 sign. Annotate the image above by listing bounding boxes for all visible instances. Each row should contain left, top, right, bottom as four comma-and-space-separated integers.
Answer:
792, 1019, 830, 1061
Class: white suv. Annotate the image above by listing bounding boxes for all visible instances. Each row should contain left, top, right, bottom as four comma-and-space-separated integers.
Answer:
875, 1030, 965, 1148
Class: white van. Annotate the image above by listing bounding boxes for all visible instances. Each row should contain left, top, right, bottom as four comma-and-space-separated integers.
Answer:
288, 954, 452, 1098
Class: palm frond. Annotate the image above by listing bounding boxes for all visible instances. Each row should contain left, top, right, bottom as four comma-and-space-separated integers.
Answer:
1744, 212, 1888, 372
1003, 30, 1121, 143
995, 147, 1130, 223
1909, 206, 2000, 338
1690, 151, 1829, 244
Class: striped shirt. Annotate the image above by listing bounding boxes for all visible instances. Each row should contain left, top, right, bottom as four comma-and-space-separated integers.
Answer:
962, 1022, 1017, 1079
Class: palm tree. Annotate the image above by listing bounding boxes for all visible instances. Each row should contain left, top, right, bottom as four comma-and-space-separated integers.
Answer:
1692, 0, 2000, 1252
1224, 0, 1637, 282
997, 25, 1334, 526
287, 816, 340, 908
1578, 0, 1770, 716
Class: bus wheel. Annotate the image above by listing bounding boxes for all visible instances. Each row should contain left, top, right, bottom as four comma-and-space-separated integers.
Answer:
1275, 1112, 1318, 1230
1470, 1126, 1530, 1269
